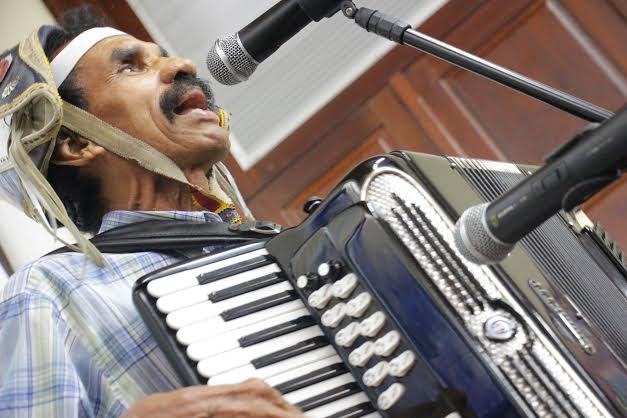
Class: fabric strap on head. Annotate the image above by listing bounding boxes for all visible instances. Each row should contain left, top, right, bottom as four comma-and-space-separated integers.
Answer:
2, 29, 108, 267
51, 27, 126, 86
1, 27, 247, 270
62, 102, 196, 190
62, 103, 236, 198
5, 26, 247, 268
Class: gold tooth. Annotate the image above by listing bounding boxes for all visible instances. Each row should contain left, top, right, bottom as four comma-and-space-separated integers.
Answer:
217, 108, 231, 131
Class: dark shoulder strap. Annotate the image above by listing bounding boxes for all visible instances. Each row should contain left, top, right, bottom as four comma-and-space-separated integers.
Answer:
49, 220, 281, 255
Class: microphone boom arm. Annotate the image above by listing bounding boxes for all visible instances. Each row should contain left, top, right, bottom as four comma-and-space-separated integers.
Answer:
342, 3, 613, 123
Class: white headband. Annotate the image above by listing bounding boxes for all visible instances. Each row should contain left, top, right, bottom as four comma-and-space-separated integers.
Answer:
51, 27, 127, 86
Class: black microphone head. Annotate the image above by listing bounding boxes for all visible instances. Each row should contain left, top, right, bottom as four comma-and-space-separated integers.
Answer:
454, 203, 514, 265
206, 33, 258, 85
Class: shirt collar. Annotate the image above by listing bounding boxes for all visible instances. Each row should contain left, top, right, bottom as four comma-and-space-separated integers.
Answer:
98, 210, 222, 234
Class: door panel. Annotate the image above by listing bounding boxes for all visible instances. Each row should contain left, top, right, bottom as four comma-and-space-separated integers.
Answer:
248, 88, 437, 223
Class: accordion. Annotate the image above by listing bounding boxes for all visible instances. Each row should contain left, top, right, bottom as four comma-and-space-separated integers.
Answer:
134, 151, 626, 418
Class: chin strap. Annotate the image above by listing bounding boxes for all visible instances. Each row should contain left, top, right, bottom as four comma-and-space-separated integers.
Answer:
62, 100, 256, 219
62, 102, 255, 220
62, 101, 199, 191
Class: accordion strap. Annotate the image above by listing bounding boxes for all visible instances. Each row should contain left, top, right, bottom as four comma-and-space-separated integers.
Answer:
49, 220, 281, 255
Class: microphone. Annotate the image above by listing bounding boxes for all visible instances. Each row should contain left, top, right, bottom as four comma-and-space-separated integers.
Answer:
207, 0, 342, 85
454, 106, 627, 265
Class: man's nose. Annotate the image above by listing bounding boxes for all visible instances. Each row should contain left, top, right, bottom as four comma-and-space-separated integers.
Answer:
159, 57, 197, 83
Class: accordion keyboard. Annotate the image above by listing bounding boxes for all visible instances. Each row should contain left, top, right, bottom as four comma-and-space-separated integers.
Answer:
142, 244, 384, 418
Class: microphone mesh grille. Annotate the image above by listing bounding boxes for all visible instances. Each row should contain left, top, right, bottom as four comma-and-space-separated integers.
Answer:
206, 34, 258, 86
454, 203, 513, 264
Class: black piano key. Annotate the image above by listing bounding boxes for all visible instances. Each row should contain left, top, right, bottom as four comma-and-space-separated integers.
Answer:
275, 363, 348, 395
238, 316, 316, 348
220, 290, 298, 321
209, 273, 284, 302
297, 382, 362, 412
327, 402, 377, 418
197, 255, 273, 284
252, 336, 328, 369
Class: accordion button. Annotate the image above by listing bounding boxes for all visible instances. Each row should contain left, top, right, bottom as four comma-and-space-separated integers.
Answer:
349, 341, 374, 367
331, 273, 358, 299
360, 312, 386, 337
373, 330, 401, 357
317, 260, 342, 280
335, 322, 361, 347
321, 302, 347, 328
296, 275, 309, 289
307, 284, 333, 309
362, 360, 389, 387
346, 292, 372, 318
389, 350, 416, 378
296, 273, 320, 290
377, 383, 405, 410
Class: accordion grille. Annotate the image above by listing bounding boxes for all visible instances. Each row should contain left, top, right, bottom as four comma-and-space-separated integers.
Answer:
449, 157, 627, 362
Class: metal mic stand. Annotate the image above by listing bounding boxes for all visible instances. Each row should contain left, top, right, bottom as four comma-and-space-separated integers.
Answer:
340, 2, 613, 123
339, 2, 627, 266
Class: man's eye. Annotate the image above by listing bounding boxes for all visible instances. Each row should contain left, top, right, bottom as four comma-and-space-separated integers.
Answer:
119, 64, 138, 73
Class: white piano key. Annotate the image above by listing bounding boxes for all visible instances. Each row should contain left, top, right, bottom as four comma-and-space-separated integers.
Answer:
208, 346, 337, 385
186, 308, 311, 360
361, 413, 383, 418
166, 282, 293, 330
156, 287, 208, 314
197, 326, 324, 377
176, 299, 306, 345
283, 373, 356, 405
265, 355, 343, 387
306, 392, 371, 418
146, 248, 268, 297
156, 264, 281, 313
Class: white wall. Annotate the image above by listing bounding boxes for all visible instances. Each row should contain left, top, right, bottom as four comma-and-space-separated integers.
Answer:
0, 0, 55, 51
1, 0, 56, 287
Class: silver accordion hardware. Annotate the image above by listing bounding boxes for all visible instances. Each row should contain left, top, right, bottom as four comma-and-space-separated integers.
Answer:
362, 166, 612, 418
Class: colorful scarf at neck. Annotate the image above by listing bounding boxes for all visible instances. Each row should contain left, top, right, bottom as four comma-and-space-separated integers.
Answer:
191, 188, 241, 224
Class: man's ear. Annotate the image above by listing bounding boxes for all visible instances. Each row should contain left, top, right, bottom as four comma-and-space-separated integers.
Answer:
51, 131, 107, 167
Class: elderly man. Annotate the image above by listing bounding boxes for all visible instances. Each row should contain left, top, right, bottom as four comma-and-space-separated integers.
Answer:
0, 8, 304, 418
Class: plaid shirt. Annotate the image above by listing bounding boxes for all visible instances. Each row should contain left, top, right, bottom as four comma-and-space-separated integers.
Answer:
0, 210, 226, 417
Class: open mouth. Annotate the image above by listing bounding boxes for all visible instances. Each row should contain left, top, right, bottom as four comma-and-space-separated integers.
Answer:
173, 87, 209, 116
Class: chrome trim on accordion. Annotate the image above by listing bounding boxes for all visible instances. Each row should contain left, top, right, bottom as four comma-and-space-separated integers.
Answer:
361, 167, 612, 418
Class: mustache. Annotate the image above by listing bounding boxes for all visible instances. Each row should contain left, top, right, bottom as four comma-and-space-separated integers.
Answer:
160, 73, 217, 123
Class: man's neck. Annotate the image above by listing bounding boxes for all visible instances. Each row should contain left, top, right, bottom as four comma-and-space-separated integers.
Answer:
95, 156, 211, 212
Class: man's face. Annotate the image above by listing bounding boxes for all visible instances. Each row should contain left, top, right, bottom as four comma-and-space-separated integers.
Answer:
74, 35, 229, 170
